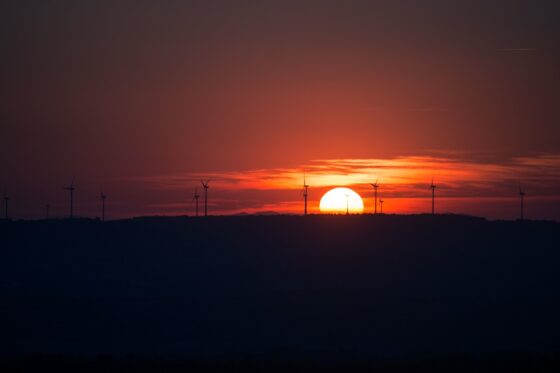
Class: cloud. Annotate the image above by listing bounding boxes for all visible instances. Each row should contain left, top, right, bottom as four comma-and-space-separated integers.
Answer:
128, 153, 560, 219
497, 48, 537, 52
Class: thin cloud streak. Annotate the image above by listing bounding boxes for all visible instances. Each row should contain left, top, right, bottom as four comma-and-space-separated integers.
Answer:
497, 48, 537, 52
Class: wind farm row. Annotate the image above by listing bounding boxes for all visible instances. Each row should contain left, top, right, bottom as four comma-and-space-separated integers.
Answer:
2, 175, 528, 221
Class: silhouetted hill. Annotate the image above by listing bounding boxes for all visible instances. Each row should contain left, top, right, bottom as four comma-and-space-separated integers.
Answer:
1, 214, 560, 370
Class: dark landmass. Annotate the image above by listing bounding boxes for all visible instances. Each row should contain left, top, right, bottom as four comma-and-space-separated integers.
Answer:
1, 214, 560, 371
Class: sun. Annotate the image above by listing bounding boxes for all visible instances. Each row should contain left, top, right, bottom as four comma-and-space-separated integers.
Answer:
319, 187, 364, 214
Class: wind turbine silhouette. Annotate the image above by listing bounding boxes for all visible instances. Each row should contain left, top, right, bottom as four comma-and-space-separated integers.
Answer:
193, 187, 200, 217
345, 193, 350, 215
100, 189, 107, 221
201, 180, 210, 216
519, 184, 525, 220
64, 179, 75, 218
380, 199, 384, 214
3, 192, 9, 220
302, 172, 309, 216
430, 178, 436, 215
370, 178, 379, 214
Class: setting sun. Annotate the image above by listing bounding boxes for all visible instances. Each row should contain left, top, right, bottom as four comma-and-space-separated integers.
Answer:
319, 187, 364, 214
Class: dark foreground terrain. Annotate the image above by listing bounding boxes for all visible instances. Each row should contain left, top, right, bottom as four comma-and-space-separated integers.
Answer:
1, 214, 560, 371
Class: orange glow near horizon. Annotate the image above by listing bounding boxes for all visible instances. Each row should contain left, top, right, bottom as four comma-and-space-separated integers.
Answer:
131, 153, 560, 219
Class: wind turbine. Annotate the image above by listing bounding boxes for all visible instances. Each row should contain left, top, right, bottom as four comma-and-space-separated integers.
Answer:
345, 193, 350, 215
380, 199, 384, 214
302, 172, 309, 216
100, 189, 107, 221
519, 185, 525, 220
201, 180, 210, 216
370, 178, 379, 214
3, 192, 9, 220
430, 178, 436, 215
64, 179, 75, 218
193, 187, 200, 217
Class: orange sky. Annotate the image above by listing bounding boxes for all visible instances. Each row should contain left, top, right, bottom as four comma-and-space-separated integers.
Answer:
1, 2, 560, 220
127, 153, 560, 220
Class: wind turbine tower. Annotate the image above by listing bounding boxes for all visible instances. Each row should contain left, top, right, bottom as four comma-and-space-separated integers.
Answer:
519, 185, 525, 220
430, 178, 436, 215
303, 173, 309, 216
345, 193, 350, 215
100, 190, 107, 221
193, 187, 200, 217
370, 178, 379, 214
64, 179, 75, 218
380, 199, 384, 214
201, 180, 210, 217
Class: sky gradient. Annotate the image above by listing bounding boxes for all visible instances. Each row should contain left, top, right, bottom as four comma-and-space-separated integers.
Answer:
1, 1, 559, 220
